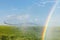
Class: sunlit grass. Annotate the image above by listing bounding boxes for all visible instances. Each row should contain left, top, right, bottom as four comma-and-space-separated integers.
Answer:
0, 25, 42, 40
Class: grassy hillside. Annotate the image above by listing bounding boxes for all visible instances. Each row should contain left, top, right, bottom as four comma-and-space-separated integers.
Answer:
0, 25, 43, 40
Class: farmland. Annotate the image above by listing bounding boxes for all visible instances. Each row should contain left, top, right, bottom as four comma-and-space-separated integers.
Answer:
0, 25, 43, 40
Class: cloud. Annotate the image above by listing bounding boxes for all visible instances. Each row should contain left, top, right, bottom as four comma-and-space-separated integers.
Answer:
48, 13, 60, 26
57, 7, 60, 8
6, 15, 15, 18
31, 0, 55, 7
5, 14, 16, 20
3, 14, 40, 25
34, 18, 39, 22
57, 4, 60, 8
17, 14, 30, 20
11, 8, 18, 11
39, 1, 55, 6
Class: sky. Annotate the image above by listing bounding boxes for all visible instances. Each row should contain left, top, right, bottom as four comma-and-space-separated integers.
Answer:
48, 0, 60, 27
0, 0, 59, 26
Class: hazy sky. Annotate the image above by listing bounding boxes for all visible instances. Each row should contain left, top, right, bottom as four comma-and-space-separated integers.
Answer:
49, 0, 60, 26
0, 0, 57, 26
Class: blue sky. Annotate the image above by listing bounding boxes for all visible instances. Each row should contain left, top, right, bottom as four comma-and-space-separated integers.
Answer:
0, 0, 58, 26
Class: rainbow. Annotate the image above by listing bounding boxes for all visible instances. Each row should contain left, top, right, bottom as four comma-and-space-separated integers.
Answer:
42, 0, 58, 40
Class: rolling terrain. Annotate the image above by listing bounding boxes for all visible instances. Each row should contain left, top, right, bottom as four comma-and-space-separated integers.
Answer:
0, 25, 43, 40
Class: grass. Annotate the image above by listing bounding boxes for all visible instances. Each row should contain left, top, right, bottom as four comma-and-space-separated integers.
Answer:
0, 25, 43, 40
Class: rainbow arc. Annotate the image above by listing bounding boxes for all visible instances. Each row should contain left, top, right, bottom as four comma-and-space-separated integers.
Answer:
42, 0, 58, 40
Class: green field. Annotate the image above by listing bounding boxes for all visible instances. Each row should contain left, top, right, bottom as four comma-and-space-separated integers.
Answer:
44, 27, 60, 40
0, 25, 43, 40
50, 27, 60, 40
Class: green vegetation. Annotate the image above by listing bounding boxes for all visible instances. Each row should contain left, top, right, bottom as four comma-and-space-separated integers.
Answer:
0, 25, 43, 40
51, 27, 60, 40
